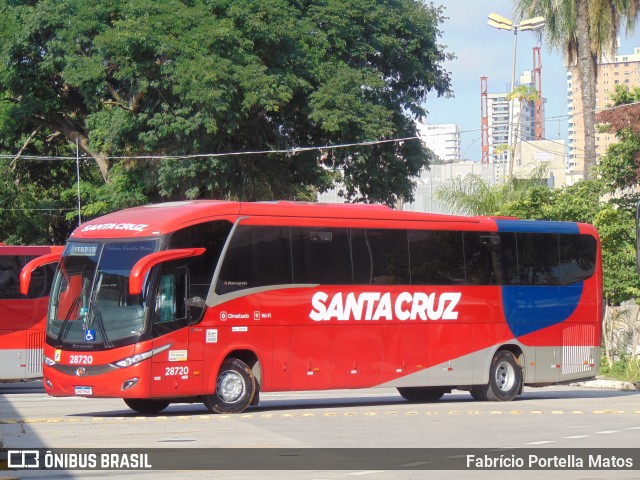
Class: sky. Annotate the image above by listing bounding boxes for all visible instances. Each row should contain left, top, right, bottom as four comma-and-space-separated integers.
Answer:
424, 0, 640, 161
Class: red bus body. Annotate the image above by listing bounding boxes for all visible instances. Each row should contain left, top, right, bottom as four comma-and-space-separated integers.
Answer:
33, 201, 603, 413
0, 245, 62, 381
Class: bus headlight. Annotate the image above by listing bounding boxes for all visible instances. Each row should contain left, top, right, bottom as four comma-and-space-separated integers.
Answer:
114, 351, 153, 368
44, 356, 56, 366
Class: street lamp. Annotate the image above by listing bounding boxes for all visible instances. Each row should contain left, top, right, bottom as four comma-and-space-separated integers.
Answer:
487, 13, 544, 178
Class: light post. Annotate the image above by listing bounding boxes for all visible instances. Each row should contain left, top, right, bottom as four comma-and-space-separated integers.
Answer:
487, 13, 544, 179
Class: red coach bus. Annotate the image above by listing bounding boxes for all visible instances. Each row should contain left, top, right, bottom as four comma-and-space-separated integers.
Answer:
1, 245, 62, 381
21, 201, 602, 413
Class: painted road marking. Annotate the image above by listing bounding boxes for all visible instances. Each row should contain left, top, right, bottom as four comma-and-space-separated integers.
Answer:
1, 408, 638, 424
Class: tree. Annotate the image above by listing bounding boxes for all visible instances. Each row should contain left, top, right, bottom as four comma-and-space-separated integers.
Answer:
515, 0, 640, 180
0, 0, 452, 207
596, 85, 640, 196
434, 164, 548, 215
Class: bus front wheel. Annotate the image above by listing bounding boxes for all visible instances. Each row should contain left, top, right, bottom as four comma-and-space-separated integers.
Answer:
203, 358, 256, 414
471, 350, 522, 402
123, 398, 170, 414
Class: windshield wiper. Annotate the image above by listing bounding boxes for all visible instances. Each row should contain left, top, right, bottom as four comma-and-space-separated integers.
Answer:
91, 308, 113, 349
56, 296, 80, 347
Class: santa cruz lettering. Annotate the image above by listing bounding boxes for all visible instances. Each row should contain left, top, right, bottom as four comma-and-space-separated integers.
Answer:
80, 223, 149, 233
309, 291, 462, 322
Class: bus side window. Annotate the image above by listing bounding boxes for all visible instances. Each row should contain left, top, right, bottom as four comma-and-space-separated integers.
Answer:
290, 228, 352, 284
0, 255, 21, 299
517, 233, 561, 286
27, 263, 56, 299
408, 230, 465, 285
351, 229, 410, 285
216, 225, 292, 294
154, 269, 187, 324
463, 232, 518, 285
558, 234, 596, 285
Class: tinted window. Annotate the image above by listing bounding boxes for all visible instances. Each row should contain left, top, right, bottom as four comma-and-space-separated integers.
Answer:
351, 229, 410, 284
0, 255, 54, 299
152, 268, 188, 337
291, 228, 352, 284
558, 234, 596, 285
27, 262, 56, 298
408, 230, 465, 285
0, 255, 23, 299
517, 233, 560, 285
216, 225, 292, 294
169, 221, 233, 301
464, 232, 518, 285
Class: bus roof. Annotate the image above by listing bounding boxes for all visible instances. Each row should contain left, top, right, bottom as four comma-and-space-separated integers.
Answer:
69, 200, 597, 239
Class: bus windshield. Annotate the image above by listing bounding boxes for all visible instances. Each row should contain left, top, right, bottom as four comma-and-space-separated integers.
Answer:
47, 240, 160, 349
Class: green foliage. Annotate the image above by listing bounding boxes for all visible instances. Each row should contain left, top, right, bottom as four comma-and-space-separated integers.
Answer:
434, 165, 549, 216
596, 85, 640, 191
0, 126, 103, 244
599, 354, 640, 383
594, 205, 640, 303
0, 0, 453, 216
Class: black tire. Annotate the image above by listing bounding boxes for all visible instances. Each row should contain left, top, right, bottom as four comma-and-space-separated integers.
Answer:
203, 358, 256, 414
469, 385, 488, 401
472, 350, 522, 402
397, 386, 446, 402
123, 398, 170, 414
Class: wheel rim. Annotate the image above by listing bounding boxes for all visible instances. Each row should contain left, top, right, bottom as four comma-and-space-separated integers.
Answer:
494, 360, 516, 392
217, 370, 245, 403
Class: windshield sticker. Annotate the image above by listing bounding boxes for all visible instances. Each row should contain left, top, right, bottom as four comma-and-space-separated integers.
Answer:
80, 223, 149, 233
168, 350, 188, 362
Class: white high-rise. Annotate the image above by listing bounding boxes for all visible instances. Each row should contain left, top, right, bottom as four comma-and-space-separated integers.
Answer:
416, 123, 461, 162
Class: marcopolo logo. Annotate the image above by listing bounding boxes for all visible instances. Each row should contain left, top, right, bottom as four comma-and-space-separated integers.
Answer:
309, 291, 462, 322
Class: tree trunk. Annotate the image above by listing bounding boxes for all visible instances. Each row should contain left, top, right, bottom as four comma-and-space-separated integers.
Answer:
575, 0, 598, 180
53, 117, 111, 182
603, 304, 614, 369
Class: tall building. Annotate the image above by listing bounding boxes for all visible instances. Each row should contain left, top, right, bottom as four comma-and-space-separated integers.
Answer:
486, 71, 544, 172
567, 46, 640, 178
416, 123, 461, 162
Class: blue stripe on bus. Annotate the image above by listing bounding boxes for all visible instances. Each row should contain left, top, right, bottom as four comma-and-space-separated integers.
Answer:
495, 219, 580, 234
501, 283, 583, 337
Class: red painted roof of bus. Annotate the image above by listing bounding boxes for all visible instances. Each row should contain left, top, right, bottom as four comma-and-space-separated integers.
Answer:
69, 200, 598, 240
70, 200, 488, 239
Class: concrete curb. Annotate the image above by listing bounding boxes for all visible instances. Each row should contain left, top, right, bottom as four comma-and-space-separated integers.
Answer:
570, 378, 638, 391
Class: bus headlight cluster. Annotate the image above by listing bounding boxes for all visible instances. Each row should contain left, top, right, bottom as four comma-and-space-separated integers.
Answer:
114, 351, 153, 368
43, 356, 56, 366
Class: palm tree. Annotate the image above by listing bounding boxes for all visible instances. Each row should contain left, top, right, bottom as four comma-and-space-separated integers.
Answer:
515, 0, 640, 180
434, 164, 548, 215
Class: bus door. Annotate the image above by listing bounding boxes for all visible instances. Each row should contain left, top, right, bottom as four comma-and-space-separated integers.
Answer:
150, 267, 203, 396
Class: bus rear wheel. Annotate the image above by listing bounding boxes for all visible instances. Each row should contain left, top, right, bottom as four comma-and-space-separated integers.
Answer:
471, 350, 522, 402
397, 387, 446, 402
203, 358, 256, 414
123, 398, 170, 414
